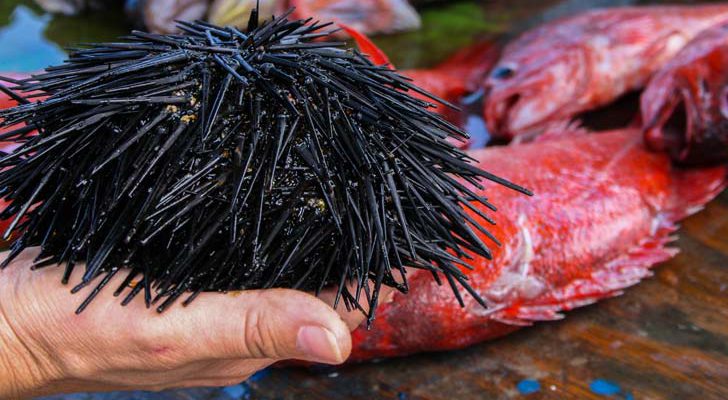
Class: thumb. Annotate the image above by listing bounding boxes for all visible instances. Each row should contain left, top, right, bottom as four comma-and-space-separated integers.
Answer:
168, 288, 352, 365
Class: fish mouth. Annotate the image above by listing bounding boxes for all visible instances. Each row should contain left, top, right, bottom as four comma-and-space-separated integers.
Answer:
644, 94, 689, 157
643, 87, 728, 165
485, 91, 522, 139
485, 86, 564, 141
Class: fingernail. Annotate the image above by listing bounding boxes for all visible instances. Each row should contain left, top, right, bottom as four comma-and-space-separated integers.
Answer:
296, 326, 345, 364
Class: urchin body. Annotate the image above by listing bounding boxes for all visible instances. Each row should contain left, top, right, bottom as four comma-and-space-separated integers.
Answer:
0, 9, 527, 320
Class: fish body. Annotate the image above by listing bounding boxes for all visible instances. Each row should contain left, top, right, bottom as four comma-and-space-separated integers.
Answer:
642, 23, 728, 165
350, 129, 726, 361
484, 6, 728, 141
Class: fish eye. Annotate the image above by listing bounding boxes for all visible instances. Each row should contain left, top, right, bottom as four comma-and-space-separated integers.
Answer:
491, 65, 516, 80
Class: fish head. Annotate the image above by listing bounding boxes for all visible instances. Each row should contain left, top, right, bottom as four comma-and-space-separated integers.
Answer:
642, 29, 728, 165
484, 44, 588, 140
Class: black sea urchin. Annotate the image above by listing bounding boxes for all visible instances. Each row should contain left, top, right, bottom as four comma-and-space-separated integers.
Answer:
0, 8, 529, 320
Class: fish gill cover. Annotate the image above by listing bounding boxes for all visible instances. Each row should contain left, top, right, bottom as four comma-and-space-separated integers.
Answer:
0, 7, 529, 322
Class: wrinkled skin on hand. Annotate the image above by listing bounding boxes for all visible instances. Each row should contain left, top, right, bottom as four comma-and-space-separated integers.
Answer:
0, 247, 389, 398
642, 22, 728, 165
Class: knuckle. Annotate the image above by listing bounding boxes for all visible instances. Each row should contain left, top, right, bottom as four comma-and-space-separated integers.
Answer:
241, 302, 283, 359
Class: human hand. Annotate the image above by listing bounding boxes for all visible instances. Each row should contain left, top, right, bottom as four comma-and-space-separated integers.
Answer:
0, 247, 383, 398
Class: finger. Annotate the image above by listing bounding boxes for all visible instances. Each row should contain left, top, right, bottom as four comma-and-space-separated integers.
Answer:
153, 288, 353, 365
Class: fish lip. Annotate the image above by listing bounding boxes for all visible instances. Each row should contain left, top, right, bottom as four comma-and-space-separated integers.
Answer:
484, 56, 583, 139
485, 84, 564, 139
484, 89, 521, 139
484, 79, 541, 139
644, 86, 697, 160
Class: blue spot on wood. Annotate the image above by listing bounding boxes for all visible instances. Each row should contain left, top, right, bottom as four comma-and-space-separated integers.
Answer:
222, 382, 251, 399
590, 379, 621, 396
517, 379, 541, 395
248, 369, 271, 382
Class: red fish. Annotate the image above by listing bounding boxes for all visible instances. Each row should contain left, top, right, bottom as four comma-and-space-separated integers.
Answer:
350, 128, 726, 361
484, 6, 728, 141
642, 22, 728, 165
343, 27, 499, 149
341, 24, 498, 109
339, 23, 391, 66
402, 41, 500, 107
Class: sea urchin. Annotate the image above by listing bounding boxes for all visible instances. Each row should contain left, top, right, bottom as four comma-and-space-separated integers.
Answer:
0, 8, 529, 321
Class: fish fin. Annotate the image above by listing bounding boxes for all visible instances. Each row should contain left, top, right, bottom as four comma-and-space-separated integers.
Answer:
339, 23, 392, 67
495, 164, 726, 325
667, 165, 727, 221
493, 217, 680, 325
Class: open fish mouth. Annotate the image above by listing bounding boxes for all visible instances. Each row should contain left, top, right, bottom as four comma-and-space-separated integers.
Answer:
644, 90, 691, 158
484, 90, 521, 139
644, 84, 728, 165
485, 85, 564, 140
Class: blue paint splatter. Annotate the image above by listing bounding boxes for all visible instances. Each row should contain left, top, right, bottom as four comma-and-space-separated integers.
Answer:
517, 379, 541, 395
590, 379, 621, 396
625, 393, 634, 400
397, 392, 409, 400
